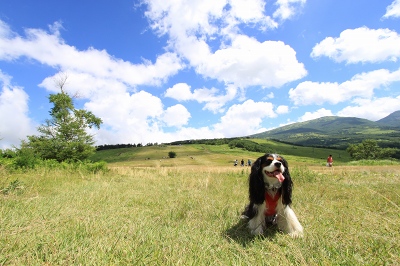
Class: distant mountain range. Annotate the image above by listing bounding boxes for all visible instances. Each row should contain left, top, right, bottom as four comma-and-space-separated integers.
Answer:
250, 110, 400, 149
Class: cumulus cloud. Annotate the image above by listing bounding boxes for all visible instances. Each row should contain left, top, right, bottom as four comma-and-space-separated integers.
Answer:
298, 108, 333, 122
0, 0, 309, 147
165, 83, 238, 113
213, 99, 276, 137
311, 27, 400, 63
276, 105, 289, 114
162, 104, 191, 127
144, 0, 307, 88
84, 89, 165, 143
164, 83, 193, 101
383, 0, 400, 19
337, 96, 400, 121
0, 20, 183, 87
0, 19, 189, 146
273, 0, 307, 21
289, 68, 400, 106
196, 35, 307, 88
0, 71, 36, 149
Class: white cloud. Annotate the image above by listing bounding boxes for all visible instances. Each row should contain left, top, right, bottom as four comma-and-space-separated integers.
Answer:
145, 0, 277, 38
383, 0, 400, 19
0, 19, 194, 146
144, 1, 307, 88
298, 108, 333, 122
276, 105, 289, 114
0, 20, 183, 87
162, 104, 191, 127
289, 68, 400, 106
213, 99, 276, 137
197, 34, 307, 88
0, 71, 36, 149
265, 92, 274, 99
337, 96, 400, 121
165, 82, 238, 113
311, 27, 400, 64
164, 83, 193, 101
167, 126, 224, 142
273, 0, 307, 21
229, 0, 267, 22
0, 2, 313, 147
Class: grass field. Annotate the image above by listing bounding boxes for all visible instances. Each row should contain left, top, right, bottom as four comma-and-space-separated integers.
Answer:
1, 143, 399, 265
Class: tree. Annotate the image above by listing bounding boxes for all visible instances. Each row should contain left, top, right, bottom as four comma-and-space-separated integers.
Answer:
168, 151, 177, 158
346, 139, 396, 160
24, 75, 102, 162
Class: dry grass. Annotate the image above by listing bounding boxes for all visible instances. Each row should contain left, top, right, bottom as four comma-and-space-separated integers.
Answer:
1, 162, 399, 265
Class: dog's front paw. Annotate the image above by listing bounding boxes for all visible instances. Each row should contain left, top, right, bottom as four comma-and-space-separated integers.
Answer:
251, 226, 264, 235
288, 230, 303, 238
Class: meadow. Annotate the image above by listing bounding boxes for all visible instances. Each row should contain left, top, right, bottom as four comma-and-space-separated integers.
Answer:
1, 143, 399, 265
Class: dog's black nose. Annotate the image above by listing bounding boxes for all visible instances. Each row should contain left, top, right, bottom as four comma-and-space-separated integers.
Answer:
274, 162, 281, 168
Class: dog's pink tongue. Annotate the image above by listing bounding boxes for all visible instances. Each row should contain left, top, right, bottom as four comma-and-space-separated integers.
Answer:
274, 171, 285, 183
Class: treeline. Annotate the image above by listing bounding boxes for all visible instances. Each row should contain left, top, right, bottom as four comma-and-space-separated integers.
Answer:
374, 140, 400, 159
96, 143, 160, 151
169, 137, 273, 153
269, 138, 343, 150
168, 137, 241, 146
227, 139, 271, 153
98, 137, 272, 153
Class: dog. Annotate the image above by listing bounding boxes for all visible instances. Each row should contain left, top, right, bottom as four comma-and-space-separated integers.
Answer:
241, 153, 303, 237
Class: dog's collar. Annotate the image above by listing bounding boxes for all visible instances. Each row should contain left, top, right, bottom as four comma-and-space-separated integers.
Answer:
265, 183, 282, 191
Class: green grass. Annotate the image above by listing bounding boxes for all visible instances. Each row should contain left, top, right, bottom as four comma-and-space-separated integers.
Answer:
90, 140, 352, 167
1, 145, 399, 265
347, 159, 400, 166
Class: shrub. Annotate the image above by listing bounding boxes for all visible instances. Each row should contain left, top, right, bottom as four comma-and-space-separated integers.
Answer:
13, 147, 40, 169
82, 161, 109, 173
168, 151, 177, 158
1, 149, 18, 158
347, 139, 396, 160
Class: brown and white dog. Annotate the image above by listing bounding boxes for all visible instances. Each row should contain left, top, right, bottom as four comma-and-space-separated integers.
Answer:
241, 153, 303, 237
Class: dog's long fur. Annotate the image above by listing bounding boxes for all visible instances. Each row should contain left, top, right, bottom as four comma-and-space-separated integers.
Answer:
242, 153, 303, 237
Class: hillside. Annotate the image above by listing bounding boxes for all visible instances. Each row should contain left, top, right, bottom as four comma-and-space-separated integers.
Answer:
377, 110, 400, 127
250, 113, 400, 149
89, 140, 351, 167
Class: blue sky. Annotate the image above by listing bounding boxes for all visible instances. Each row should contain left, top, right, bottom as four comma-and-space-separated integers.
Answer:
1, 0, 400, 148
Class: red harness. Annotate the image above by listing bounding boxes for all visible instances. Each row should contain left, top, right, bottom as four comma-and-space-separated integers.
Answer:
264, 190, 281, 216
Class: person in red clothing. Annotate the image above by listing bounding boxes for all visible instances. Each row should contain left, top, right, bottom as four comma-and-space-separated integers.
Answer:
327, 155, 333, 167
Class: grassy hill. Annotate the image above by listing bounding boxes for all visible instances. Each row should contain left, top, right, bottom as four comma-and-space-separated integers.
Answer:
250, 115, 400, 149
89, 139, 352, 167
377, 110, 400, 127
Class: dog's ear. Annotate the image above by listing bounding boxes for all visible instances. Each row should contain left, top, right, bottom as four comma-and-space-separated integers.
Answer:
249, 156, 265, 204
281, 156, 293, 205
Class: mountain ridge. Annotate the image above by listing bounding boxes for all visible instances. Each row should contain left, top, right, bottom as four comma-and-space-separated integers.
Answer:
249, 111, 400, 149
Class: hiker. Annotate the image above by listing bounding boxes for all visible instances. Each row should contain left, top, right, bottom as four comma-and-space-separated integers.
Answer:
327, 155, 333, 167
234, 159, 238, 166
241, 159, 244, 167
247, 159, 251, 166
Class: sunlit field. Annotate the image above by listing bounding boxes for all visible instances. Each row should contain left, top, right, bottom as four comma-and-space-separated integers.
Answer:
1, 144, 399, 265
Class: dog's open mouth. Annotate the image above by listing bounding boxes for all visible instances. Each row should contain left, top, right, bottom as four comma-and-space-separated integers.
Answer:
265, 170, 285, 183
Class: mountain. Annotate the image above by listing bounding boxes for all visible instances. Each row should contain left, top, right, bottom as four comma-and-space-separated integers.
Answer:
250, 112, 400, 149
376, 110, 400, 127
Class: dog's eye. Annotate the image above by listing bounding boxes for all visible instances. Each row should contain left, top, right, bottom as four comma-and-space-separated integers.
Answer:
267, 156, 274, 161
277, 157, 283, 162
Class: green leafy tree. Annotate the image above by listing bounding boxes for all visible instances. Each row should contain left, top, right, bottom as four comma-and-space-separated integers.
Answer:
346, 139, 396, 160
168, 151, 177, 158
24, 75, 102, 162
